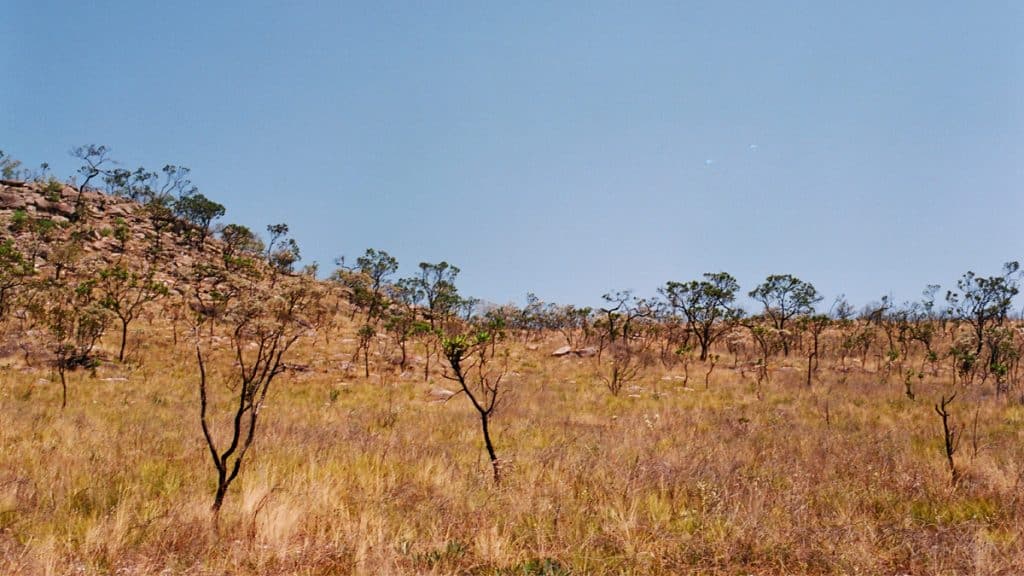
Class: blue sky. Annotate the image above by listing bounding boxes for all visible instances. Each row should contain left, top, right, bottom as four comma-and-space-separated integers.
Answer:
4, 2, 1022, 308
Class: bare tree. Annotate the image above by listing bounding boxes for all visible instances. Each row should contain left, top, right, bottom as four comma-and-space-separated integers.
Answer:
798, 314, 831, 387
70, 144, 112, 220
934, 392, 961, 486
441, 330, 510, 484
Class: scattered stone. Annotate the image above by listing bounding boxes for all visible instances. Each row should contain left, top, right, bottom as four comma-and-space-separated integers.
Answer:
552, 345, 598, 358
427, 387, 457, 402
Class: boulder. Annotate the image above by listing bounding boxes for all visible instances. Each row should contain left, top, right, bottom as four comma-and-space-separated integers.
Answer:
0, 191, 26, 210
428, 387, 457, 402
105, 203, 133, 217
33, 198, 75, 217
551, 345, 573, 357
576, 346, 598, 358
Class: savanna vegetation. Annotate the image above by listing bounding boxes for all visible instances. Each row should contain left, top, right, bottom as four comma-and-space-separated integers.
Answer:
1, 147, 1023, 574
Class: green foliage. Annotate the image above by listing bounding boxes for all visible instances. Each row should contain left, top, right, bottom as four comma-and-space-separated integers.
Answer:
661, 272, 743, 361
264, 223, 301, 274
220, 224, 265, 263
112, 217, 130, 251
342, 248, 400, 322
946, 261, 1020, 358
173, 192, 225, 244
34, 278, 112, 371
9, 209, 29, 232
399, 261, 462, 329
105, 166, 156, 202
749, 274, 821, 324
41, 177, 64, 201
748, 274, 821, 355
0, 240, 33, 317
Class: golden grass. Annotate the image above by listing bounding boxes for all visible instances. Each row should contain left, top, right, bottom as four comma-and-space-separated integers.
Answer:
1, 322, 1023, 575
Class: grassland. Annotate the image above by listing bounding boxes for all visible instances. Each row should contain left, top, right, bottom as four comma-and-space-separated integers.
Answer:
2, 316, 1023, 575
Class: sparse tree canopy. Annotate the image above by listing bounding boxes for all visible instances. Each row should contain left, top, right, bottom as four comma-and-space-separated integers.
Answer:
946, 261, 1020, 357
749, 274, 822, 355
173, 192, 225, 246
407, 261, 461, 330
220, 223, 265, 272
661, 272, 743, 361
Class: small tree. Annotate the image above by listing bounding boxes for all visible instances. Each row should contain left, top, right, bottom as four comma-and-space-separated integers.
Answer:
104, 166, 158, 202
356, 248, 399, 311
601, 341, 642, 395
193, 271, 325, 516
934, 392, 961, 486
442, 330, 509, 484
598, 290, 652, 344
220, 223, 265, 273
798, 314, 831, 387
71, 144, 112, 219
334, 248, 399, 324
946, 262, 1020, 361
744, 316, 782, 390
95, 263, 170, 361
749, 274, 822, 356
33, 278, 111, 409
265, 223, 301, 279
173, 192, 225, 248
354, 323, 376, 377
408, 261, 462, 330
661, 272, 743, 361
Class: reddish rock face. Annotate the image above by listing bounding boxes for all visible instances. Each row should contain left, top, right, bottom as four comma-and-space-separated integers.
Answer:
33, 198, 75, 217
0, 191, 27, 210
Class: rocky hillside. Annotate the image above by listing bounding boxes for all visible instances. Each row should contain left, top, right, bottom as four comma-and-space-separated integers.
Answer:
1, 179, 242, 288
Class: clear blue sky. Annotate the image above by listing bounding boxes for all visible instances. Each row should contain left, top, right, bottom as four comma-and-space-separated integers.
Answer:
4, 1, 1022, 309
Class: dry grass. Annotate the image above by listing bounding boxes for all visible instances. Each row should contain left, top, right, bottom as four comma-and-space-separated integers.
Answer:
2, 320, 1024, 575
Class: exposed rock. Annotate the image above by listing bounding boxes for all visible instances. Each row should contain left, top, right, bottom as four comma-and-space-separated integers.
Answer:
104, 203, 134, 218
0, 191, 26, 210
427, 387, 457, 402
552, 345, 597, 358
33, 198, 75, 217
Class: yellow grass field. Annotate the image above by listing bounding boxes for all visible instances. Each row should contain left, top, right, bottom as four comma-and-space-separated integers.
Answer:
2, 317, 1023, 575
